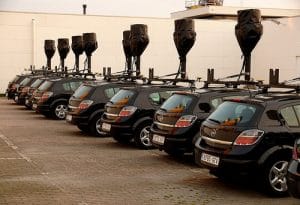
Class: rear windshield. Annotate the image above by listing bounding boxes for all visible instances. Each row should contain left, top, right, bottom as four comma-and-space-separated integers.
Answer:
20, 77, 31, 86
38, 81, 53, 91
11, 76, 20, 83
110, 89, 135, 105
31, 79, 43, 88
208, 101, 261, 127
72, 85, 93, 99
160, 94, 194, 113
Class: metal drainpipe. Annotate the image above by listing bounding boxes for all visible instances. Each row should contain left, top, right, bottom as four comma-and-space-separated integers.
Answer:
32, 19, 36, 67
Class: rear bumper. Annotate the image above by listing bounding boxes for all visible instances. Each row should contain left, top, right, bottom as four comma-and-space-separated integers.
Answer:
37, 104, 51, 115
287, 160, 300, 198
194, 146, 257, 173
66, 114, 89, 126
100, 120, 133, 137
150, 131, 195, 153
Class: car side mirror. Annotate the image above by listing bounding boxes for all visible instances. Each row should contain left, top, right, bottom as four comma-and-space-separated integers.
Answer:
199, 103, 211, 113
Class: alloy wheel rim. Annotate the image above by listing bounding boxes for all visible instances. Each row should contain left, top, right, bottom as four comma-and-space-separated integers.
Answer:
140, 126, 152, 147
95, 118, 102, 134
55, 104, 67, 119
268, 160, 289, 192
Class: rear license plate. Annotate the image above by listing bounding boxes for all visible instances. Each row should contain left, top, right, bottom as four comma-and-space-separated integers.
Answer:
66, 114, 72, 122
32, 103, 37, 110
5, 92, 8, 97
101, 123, 111, 132
15, 96, 18, 101
152, 134, 165, 145
201, 153, 220, 167
25, 99, 29, 105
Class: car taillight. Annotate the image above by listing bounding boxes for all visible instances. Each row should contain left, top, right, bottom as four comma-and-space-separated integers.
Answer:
175, 115, 197, 128
22, 87, 29, 93
40, 91, 53, 102
119, 106, 137, 117
234, 129, 264, 146
292, 140, 300, 160
78, 100, 93, 110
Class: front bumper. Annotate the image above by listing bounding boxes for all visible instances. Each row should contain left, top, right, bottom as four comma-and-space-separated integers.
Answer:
37, 103, 51, 115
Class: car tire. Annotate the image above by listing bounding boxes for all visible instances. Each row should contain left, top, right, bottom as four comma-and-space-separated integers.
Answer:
89, 114, 103, 137
133, 122, 153, 149
77, 125, 90, 133
261, 153, 290, 197
52, 102, 68, 120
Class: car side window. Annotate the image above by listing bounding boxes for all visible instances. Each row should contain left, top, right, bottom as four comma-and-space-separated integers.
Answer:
280, 106, 299, 127
62, 82, 71, 91
211, 98, 222, 109
104, 88, 116, 99
149, 92, 161, 105
70, 81, 82, 91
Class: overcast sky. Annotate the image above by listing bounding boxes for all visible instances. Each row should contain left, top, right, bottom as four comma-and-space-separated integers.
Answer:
0, 0, 299, 18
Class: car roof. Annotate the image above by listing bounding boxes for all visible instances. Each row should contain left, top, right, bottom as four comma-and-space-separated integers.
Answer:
172, 87, 254, 97
120, 84, 191, 92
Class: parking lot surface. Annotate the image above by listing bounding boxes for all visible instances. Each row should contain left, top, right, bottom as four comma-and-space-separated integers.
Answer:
0, 97, 298, 205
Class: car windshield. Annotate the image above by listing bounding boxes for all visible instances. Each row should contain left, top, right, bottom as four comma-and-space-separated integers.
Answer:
208, 101, 261, 127
160, 94, 193, 113
38, 81, 53, 91
110, 89, 135, 105
20, 77, 31, 86
72, 85, 93, 99
31, 79, 43, 88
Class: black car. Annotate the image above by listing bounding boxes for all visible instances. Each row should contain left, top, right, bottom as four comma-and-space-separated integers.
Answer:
195, 93, 300, 196
14, 76, 43, 105
100, 85, 192, 149
6, 74, 29, 99
287, 138, 300, 199
32, 77, 91, 119
66, 81, 129, 136
150, 88, 252, 156
24, 78, 49, 109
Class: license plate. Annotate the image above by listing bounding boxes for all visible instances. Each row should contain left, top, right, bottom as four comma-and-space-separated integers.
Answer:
25, 99, 29, 105
66, 114, 72, 122
15, 96, 18, 101
5, 92, 8, 97
152, 134, 165, 145
101, 123, 111, 132
201, 153, 220, 167
32, 103, 37, 110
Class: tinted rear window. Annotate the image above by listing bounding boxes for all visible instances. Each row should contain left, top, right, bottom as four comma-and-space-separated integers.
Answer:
160, 94, 193, 113
110, 89, 135, 105
208, 101, 261, 126
31, 79, 43, 88
73, 85, 93, 99
20, 77, 31, 86
38, 81, 53, 91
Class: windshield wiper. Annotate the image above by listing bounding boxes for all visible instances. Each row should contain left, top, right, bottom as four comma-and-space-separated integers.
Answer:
208, 118, 220, 124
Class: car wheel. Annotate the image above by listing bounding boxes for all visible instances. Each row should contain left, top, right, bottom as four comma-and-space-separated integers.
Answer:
89, 115, 103, 137
134, 122, 153, 149
261, 153, 290, 197
52, 103, 68, 120
77, 125, 90, 133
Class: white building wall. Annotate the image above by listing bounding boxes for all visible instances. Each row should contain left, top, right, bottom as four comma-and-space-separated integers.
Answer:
0, 11, 299, 92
